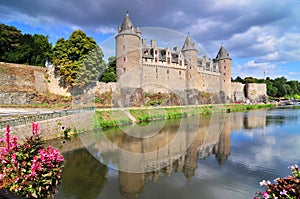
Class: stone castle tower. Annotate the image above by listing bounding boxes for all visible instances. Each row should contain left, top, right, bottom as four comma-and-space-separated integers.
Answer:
115, 12, 233, 101
115, 11, 141, 80
215, 44, 232, 99
181, 34, 198, 83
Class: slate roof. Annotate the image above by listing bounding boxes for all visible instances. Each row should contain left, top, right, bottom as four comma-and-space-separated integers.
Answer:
216, 44, 231, 59
120, 11, 134, 32
182, 34, 197, 51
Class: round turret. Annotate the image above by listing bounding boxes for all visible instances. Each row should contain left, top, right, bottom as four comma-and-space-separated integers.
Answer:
115, 11, 141, 80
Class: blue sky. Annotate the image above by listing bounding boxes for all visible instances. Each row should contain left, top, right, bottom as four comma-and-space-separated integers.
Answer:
0, 0, 300, 80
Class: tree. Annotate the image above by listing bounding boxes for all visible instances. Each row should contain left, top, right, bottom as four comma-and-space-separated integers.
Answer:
53, 30, 106, 88
0, 23, 22, 62
233, 76, 245, 83
0, 23, 52, 66
245, 76, 258, 83
100, 56, 116, 83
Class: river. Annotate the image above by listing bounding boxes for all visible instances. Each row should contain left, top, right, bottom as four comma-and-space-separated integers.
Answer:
53, 106, 300, 199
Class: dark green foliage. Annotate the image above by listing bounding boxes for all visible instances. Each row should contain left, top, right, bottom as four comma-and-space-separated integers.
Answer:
100, 56, 116, 83
234, 76, 300, 98
0, 23, 52, 66
53, 30, 106, 88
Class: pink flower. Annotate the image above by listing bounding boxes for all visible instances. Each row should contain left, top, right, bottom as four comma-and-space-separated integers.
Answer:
6, 125, 11, 134
31, 122, 40, 136
262, 192, 269, 198
280, 189, 287, 195
5, 125, 11, 151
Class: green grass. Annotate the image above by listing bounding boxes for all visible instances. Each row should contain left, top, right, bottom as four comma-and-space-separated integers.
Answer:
94, 103, 275, 128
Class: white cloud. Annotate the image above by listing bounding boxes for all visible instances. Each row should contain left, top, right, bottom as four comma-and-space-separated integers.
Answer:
243, 60, 276, 69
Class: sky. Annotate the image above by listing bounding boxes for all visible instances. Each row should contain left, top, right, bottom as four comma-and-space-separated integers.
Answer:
0, 0, 300, 80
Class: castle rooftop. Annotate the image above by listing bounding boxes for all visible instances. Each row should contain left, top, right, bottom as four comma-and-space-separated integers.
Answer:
216, 44, 231, 60
182, 33, 197, 51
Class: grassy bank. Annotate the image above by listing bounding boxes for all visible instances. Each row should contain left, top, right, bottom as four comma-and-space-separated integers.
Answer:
94, 103, 275, 128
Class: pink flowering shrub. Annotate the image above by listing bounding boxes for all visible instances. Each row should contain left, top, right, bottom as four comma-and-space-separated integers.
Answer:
254, 164, 300, 199
0, 123, 64, 198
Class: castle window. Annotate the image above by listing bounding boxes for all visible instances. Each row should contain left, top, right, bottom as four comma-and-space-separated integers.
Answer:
144, 50, 149, 55
190, 66, 192, 69
167, 69, 169, 74
224, 66, 226, 69
179, 71, 181, 76
224, 73, 226, 76
167, 57, 170, 64
123, 57, 126, 62
155, 57, 158, 62
155, 50, 158, 55
180, 60, 182, 66
123, 68, 126, 73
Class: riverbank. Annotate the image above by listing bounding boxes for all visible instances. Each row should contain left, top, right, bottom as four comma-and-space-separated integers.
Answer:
94, 103, 275, 128
0, 103, 275, 141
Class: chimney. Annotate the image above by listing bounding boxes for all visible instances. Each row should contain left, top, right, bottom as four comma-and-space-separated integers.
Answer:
151, 40, 156, 47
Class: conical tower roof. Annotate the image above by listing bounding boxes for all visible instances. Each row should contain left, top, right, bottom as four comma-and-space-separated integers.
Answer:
182, 33, 197, 51
216, 44, 230, 60
120, 11, 134, 32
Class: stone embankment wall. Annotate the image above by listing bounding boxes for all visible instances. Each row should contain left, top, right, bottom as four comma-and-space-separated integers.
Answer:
7, 111, 94, 140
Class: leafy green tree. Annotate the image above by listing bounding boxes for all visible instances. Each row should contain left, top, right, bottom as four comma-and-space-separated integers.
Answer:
233, 76, 245, 83
0, 23, 22, 62
0, 23, 52, 66
100, 56, 116, 83
273, 77, 288, 97
245, 76, 258, 83
53, 30, 106, 88
31, 34, 53, 66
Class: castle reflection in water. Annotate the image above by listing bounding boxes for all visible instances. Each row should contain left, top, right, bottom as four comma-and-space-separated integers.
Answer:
76, 110, 266, 199
56, 110, 268, 199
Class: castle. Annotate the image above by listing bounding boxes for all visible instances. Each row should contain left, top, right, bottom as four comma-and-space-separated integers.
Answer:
115, 12, 233, 103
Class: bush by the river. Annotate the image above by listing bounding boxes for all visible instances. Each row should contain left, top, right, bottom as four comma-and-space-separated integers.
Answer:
0, 123, 64, 198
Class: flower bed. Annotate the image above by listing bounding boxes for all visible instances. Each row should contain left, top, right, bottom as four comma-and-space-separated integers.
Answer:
0, 123, 64, 198
254, 164, 300, 199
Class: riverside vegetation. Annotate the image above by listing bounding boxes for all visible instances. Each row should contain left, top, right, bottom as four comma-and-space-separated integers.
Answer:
94, 103, 275, 128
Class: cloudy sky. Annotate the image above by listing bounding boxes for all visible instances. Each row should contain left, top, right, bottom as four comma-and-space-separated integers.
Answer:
1, 0, 300, 80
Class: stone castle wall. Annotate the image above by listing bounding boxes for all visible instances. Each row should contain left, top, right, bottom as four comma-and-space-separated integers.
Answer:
0, 62, 267, 105
246, 83, 267, 102
231, 82, 267, 103
0, 62, 48, 93
0, 62, 48, 104
46, 67, 71, 96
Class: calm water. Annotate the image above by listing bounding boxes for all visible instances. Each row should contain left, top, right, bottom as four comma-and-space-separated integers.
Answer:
53, 107, 300, 199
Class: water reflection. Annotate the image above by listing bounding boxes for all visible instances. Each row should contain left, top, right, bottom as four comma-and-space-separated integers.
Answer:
57, 149, 108, 199
53, 108, 300, 199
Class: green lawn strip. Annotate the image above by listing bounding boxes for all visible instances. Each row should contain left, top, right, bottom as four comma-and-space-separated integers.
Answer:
95, 104, 275, 128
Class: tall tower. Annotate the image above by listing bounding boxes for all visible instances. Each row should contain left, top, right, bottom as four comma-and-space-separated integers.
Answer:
116, 11, 141, 80
215, 44, 232, 100
181, 34, 198, 84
